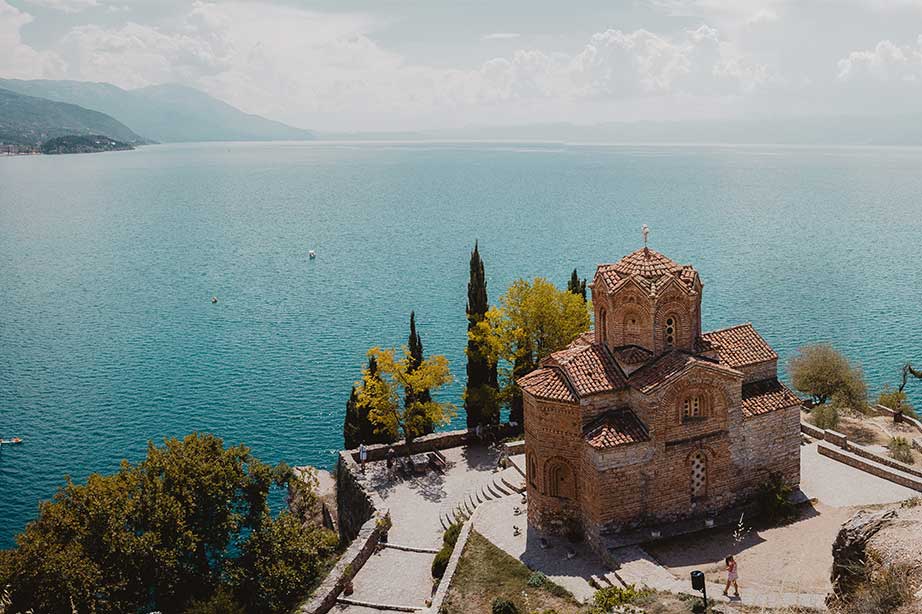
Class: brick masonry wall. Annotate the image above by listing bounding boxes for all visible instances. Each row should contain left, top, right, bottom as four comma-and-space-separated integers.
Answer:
738, 359, 778, 384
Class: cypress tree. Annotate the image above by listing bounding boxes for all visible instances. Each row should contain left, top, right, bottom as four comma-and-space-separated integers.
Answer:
343, 354, 394, 449
405, 311, 435, 437
568, 268, 587, 302
464, 241, 499, 427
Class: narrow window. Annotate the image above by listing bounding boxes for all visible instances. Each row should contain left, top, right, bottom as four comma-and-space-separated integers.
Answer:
599, 308, 608, 342
691, 452, 707, 498
683, 395, 704, 419
665, 316, 676, 347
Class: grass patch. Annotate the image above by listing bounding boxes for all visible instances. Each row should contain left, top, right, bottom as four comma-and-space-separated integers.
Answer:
441, 531, 578, 614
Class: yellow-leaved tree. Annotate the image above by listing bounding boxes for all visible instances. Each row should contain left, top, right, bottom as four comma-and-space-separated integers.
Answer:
468, 277, 591, 423
358, 346, 456, 447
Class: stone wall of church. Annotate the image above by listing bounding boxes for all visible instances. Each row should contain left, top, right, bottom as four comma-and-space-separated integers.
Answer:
735, 404, 802, 488
738, 359, 779, 384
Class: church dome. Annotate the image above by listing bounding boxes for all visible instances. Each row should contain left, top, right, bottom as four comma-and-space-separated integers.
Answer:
595, 248, 698, 295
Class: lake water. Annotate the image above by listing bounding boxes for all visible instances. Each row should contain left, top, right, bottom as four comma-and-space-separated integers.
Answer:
2, 141, 922, 548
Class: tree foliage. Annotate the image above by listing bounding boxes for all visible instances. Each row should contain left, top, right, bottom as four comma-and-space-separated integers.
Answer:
788, 344, 868, 411
464, 241, 499, 428
879, 385, 919, 419
406, 311, 435, 436
0, 433, 337, 614
469, 277, 591, 423
358, 346, 455, 445
343, 355, 396, 449
567, 268, 587, 302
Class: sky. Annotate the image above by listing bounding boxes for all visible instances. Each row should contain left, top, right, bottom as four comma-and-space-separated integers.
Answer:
3, 0, 922, 131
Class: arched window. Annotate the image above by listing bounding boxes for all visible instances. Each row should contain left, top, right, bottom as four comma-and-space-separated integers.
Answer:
624, 312, 642, 345
546, 458, 576, 499
690, 451, 707, 499
598, 308, 608, 342
664, 316, 676, 347
527, 454, 538, 489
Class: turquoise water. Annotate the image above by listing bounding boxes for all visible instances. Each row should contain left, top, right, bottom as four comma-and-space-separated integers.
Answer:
2, 141, 922, 548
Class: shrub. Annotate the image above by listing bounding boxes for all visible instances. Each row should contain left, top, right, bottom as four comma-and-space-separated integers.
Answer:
183, 588, 246, 614
888, 437, 915, 465
527, 571, 547, 587
591, 584, 650, 611
789, 344, 867, 410
810, 404, 840, 430
755, 472, 798, 525
838, 563, 914, 614
491, 597, 520, 614
431, 544, 452, 579
878, 386, 919, 419
443, 523, 462, 547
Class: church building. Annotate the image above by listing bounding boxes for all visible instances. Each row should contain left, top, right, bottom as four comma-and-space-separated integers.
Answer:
518, 240, 802, 551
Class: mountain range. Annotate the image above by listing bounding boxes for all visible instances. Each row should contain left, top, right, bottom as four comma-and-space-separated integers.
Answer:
0, 87, 146, 147
0, 79, 314, 144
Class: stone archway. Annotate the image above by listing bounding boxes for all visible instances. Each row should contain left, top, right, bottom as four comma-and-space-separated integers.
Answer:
545, 457, 577, 499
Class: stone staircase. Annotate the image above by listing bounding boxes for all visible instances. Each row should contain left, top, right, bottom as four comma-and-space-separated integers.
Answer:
439, 466, 525, 530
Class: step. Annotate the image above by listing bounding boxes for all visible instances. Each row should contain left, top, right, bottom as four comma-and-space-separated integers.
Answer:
590, 574, 613, 589
604, 572, 626, 588
479, 484, 494, 501
492, 479, 512, 496
501, 475, 525, 494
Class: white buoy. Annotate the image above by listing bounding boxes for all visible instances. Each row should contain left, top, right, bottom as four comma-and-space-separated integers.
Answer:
308, 250, 316, 259
211, 296, 218, 304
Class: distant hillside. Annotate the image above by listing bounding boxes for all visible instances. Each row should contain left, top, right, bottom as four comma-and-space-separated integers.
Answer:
0, 79, 315, 143
0, 87, 146, 146
41, 135, 134, 155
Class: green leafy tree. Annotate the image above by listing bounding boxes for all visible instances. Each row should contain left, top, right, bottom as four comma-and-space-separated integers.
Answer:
788, 344, 868, 411
464, 241, 499, 428
879, 384, 919, 419
0, 433, 337, 614
567, 268, 587, 302
470, 277, 591, 424
229, 512, 338, 613
358, 346, 455, 446
343, 355, 395, 449
405, 311, 435, 436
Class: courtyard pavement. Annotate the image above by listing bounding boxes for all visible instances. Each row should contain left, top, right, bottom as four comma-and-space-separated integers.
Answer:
336, 444, 511, 612
331, 438, 920, 613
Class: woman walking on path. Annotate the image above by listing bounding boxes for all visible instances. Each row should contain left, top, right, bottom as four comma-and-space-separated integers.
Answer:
723, 555, 740, 598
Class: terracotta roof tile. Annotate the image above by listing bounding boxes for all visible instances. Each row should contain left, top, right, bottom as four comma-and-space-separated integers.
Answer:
628, 350, 739, 392
741, 378, 802, 417
584, 409, 650, 448
595, 248, 698, 295
573, 330, 596, 347
545, 343, 627, 397
518, 368, 577, 403
702, 323, 777, 369
612, 345, 654, 364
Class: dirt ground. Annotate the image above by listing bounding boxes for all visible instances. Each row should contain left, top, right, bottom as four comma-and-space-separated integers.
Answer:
646, 502, 854, 595
834, 413, 922, 464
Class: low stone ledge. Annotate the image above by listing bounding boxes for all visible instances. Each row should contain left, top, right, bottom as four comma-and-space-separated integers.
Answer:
297, 511, 390, 614
345, 424, 522, 464
824, 429, 848, 449
845, 440, 922, 480
872, 404, 922, 435
800, 421, 825, 440
817, 444, 922, 493
336, 597, 424, 612
426, 508, 478, 613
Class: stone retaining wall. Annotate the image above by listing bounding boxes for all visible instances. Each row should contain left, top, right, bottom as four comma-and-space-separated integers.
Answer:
297, 512, 390, 614
870, 404, 922, 434
802, 421, 922, 480
817, 444, 922, 492
800, 422, 825, 440
345, 424, 521, 464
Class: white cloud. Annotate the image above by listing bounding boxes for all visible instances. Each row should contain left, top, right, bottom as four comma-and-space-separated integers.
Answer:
482, 32, 520, 40
0, 1, 66, 79
3, 1, 771, 129
837, 37, 922, 82
25, 0, 99, 13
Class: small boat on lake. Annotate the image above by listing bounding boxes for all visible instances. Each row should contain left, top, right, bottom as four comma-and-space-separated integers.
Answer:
308, 250, 316, 259
0, 437, 23, 445
211, 296, 218, 304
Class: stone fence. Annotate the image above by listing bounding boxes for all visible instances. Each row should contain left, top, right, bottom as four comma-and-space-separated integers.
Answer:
870, 404, 922, 434
801, 422, 922, 492
426, 506, 479, 613
344, 423, 522, 464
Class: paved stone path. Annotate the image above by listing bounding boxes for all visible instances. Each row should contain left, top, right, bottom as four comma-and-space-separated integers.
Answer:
336, 445, 519, 613
799, 442, 917, 506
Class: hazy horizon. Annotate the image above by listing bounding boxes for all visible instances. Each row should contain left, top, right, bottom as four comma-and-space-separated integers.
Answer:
4, 0, 922, 132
